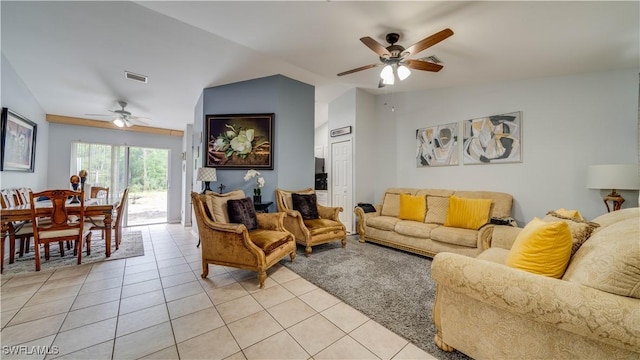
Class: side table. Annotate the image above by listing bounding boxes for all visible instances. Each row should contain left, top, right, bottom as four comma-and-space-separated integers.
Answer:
254, 201, 273, 213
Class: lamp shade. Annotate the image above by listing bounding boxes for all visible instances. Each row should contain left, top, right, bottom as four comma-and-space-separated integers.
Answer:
197, 167, 217, 182
586, 164, 640, 190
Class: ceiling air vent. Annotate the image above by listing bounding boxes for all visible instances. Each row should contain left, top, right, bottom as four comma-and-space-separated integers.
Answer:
419, 55, 443, 64
124, 71, 148, 83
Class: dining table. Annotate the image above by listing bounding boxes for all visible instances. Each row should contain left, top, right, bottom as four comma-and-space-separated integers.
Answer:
0, 197, 119, 273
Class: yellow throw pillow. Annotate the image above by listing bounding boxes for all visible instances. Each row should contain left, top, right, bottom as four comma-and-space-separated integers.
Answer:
444, 196, 492, 230
505, 217, 573, 278
552, 208, 584, 221
399, 194, 426, 222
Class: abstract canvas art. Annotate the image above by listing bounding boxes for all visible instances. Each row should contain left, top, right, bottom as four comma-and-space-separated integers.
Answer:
416, 122, 458, 167
463, 111, 522, 164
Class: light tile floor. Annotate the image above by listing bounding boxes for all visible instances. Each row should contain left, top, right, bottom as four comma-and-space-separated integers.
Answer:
0, 224, 437, 360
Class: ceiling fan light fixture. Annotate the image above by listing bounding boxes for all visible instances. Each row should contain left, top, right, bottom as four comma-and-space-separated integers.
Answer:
380, 65, 395, 85
397, 65, 411, 80
113, 118, 125, 128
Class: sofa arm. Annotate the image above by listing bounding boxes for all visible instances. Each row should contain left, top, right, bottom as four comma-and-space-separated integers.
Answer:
431, 252, 640, 353
354, 205, 381, 241
490, 225, 523, 250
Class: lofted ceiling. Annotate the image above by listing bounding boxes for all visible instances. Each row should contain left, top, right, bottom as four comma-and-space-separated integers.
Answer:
1, 1, 638, 131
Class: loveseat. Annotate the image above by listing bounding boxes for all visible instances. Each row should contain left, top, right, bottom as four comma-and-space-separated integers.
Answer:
431, 207, 640, 359
354, 188, 513, 258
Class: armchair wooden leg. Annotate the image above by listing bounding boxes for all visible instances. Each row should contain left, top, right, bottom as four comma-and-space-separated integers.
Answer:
341, 237, 347, 248
201, 260, 209, 278
289, 252, 296, 262
305, 246, 312, 257
258, 270, 267, 289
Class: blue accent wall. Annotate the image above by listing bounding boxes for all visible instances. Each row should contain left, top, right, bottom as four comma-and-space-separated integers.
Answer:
201, 75, 315, 205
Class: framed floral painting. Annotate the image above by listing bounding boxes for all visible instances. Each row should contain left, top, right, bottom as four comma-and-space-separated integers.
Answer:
205, 113, 273, 169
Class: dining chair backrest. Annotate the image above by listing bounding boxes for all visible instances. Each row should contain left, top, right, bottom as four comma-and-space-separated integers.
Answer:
115, 188, 129, 227
16, 188, 32, 205
1, 189, 19, 208
91, 187, 109, 200
29, 189, 85, 232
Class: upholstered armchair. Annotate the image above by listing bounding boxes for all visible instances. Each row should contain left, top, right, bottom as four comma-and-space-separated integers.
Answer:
191, 191, 296, 288
275, 188, 347, 257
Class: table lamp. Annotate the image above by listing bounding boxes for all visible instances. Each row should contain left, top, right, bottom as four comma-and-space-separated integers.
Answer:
587, 164, 640, 212
196, 167, 217, 194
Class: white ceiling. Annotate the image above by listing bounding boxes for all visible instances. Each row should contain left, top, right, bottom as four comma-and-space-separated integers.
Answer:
2, 1, 638, 130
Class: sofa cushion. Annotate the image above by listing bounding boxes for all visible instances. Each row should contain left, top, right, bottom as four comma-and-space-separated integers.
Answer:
366, 216, 400, 231
227, 197, 258, 230
505, 217, 573, 278
248, 229, 291, 255
444, 196, 493, 230
424, 196, 449, 224
292, 193, 320, 220
563, 217, 640, 299
476, 247, 509, 264
399, 194, 426, 222
205, 189, 246, 223
543, 212, 599, 256
394, 220, 438, 239
430, 226, 479, 247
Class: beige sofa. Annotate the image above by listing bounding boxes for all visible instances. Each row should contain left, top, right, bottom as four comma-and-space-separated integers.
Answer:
431, 207, 640, 359
354, 188, 513, 258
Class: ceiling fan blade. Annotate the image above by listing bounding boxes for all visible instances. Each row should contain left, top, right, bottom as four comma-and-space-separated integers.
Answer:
406, 59, 444, 72
360, 37, 391, 57
130, 116, 151, 123
404, 28, 454, 57
337, 64, 380, 77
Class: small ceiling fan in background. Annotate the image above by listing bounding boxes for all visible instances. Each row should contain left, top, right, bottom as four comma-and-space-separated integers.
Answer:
337, 28, 454, 87
86, 100, 151, 128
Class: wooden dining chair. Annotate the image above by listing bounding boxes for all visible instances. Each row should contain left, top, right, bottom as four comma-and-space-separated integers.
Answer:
1, 189, 34, 266
91, 186, 110, 200
29, 189, 93, 271
87, 188, 128, 251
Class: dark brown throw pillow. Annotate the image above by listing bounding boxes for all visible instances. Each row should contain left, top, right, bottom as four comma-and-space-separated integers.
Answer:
292, 193, 320, 220
227, 198, 258, 230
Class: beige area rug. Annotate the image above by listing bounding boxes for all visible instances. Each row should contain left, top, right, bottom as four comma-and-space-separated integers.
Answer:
1, 231, 144, 276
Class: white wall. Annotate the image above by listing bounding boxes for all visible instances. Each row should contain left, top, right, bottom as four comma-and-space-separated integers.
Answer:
371, 70, 638, 223
0, 54, 48, 190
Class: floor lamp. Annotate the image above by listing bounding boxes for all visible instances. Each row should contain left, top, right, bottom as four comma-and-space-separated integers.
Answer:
587, 164, 640, 212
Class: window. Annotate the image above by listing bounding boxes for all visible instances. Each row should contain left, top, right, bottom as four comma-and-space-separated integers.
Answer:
71, 142, 168, 225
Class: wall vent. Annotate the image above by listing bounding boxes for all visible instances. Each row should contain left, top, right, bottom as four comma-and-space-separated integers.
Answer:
419, 55, 443, 64
124, 71, 148, 83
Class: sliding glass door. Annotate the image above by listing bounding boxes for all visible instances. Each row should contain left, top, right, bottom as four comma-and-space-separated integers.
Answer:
72, 142, 168, 226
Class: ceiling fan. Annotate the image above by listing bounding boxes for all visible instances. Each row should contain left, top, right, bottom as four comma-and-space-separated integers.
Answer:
337, 28, 454, 87
86, 100, 151, 128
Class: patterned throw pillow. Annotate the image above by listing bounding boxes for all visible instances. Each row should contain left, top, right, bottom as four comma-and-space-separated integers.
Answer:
424, 196, 449, 224
544, 211, 600, 256
227, 198, 258, 230
292, 193, 320, 220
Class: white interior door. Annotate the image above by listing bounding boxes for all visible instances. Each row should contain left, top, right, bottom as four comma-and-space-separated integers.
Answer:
331, 139, 353, 233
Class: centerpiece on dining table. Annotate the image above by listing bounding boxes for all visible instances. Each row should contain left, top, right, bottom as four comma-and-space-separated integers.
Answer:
69, 174, 81, 203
